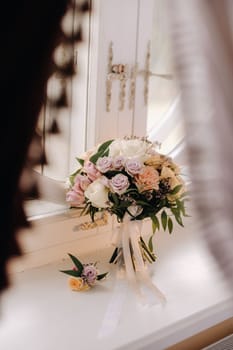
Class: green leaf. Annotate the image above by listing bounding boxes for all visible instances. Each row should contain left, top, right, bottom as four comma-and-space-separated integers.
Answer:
109, 247, 118, 263
135, 200, 152, 207
168, 217, 173, 234
170, 207, 184, 227
67, 253, 83, 275
97, 272, 109, 280
150, 214, 160, 233
161, 210, 168, 231
179, 191, 190, 199
89, 152, 101, 164
97, 139, 114, 153
176, 199, 185, 214
80, 202, 90, 216
59, 269, 81, 277
89, 139, 114, 164
174, 214, 184, 227
89, 205, 100, 222
170, 207, 179, 217
139, 237, 157, 262
75, 157, 85, 166
110, 192, 119, 205
69, 168, 82, 185
169, 184, 183, 195
148, 235, 154, 252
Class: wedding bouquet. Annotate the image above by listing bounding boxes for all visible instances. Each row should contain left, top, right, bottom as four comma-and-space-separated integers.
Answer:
66, 136, 189, 266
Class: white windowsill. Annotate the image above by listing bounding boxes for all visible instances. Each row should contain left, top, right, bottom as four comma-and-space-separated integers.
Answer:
1, 210, 233, 350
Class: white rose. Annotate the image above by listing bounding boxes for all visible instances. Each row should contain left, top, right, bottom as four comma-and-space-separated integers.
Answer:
109, 139, 149, 161
84, 178, 109, 208
108, 139, 122, 157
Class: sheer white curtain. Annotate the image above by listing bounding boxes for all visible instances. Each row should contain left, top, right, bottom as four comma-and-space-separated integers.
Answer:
166, 0, 233, 288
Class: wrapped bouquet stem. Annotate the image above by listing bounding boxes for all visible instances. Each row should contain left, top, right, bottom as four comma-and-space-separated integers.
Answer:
66, 136, 190, 303
109, 209, 166, 305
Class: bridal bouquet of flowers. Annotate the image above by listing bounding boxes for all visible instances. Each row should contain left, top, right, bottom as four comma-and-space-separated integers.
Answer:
66, 136, 189, 302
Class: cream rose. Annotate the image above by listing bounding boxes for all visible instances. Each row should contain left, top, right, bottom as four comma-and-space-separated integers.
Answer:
160, 166, 175, 179
160, 166, 184, 200
145, 153, 167, 168
109, 138, 149, 161
84, 177, 109, 208
167, 175, 185, 201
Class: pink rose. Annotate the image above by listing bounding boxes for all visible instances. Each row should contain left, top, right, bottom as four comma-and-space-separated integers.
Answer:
74, 174, 91, 191
110, 174, 129, 195
82, 264, 98, 285
83, 160, 101, 181
135, 166, 159, 192
66, 189, 85, 206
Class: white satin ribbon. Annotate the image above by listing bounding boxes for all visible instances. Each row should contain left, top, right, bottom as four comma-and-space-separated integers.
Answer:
99, 216, 167, 338
111, 215, 166, 306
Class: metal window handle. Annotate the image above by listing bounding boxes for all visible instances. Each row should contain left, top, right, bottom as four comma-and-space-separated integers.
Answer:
106, 41, 173, 112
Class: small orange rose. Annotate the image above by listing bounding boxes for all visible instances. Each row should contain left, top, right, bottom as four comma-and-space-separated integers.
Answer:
68, 277, 90, 292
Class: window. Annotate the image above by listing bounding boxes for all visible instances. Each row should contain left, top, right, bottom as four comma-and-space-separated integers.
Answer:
17, 0, 187, 272
26, 0, 186, 220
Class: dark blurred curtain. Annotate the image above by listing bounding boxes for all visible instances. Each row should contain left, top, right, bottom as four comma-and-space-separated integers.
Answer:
0, 1, 71, 293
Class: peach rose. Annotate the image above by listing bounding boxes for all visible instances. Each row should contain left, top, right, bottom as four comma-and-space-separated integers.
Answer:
136, 166, 159, 192
68, 277, 90, 291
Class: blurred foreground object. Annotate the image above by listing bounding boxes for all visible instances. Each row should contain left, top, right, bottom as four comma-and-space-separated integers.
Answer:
166, 0, 233, 288
0, 0, 90, 294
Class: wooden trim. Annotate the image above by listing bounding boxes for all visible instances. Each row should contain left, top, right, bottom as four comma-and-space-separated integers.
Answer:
166, 317, 233, 350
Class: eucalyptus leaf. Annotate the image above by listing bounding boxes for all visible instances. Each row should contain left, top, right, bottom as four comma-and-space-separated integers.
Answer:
150, 214, 160, 233
176, 199, 189, 217
148, 235, 154, 252
171, 207, 179, 217
174, 214, 184, 227
168, 217, 173, 234
161, 210, 167, 231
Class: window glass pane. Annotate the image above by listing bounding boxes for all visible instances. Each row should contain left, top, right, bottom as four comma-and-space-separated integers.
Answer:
147, 0, 185, 156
